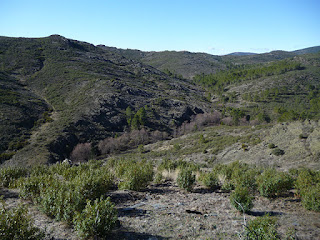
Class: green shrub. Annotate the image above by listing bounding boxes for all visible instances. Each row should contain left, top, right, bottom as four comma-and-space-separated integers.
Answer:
200, 171, 219, 190
245, 214, 279, 239
257, 168, 293, 198
268, 143, 276, 149
295, 169, 320, 211
230, 186, 253, 213
0, 167, 28, 188
271, 148, 285, 156
177, 168, 195, 192
73, 197, 118, 239
300, 184, 320, 211
39, 181, 85, 224
118, 161, 154, 191
0, 201, 44, 239
157, 158, 178, 172
72, 170, 113, 200
232, 168, 259, 192
295, 168, 319, 193
19, 174, 53, 201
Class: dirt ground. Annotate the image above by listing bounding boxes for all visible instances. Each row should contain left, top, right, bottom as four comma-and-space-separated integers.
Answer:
1, 181, 320, 240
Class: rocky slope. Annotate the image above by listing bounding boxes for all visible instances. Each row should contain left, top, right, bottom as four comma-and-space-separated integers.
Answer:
0, 35, 210, 165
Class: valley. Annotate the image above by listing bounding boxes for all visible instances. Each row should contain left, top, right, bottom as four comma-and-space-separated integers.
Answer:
0, 35, 319, 239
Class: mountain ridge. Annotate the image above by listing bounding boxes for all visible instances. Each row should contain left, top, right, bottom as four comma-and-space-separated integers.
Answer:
0, 35, 320, 166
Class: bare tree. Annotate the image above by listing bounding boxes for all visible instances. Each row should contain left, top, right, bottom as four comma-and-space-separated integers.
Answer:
70, 143, 92, 163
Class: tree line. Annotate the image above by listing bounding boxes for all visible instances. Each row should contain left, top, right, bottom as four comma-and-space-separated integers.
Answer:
193, 60, 303, 93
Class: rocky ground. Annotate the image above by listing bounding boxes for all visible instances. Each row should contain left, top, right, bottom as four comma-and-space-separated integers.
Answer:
1, 180, 320, 240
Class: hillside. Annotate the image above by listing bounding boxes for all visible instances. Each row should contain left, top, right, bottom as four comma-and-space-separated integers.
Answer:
0, 35, 319, 167
102, 45, 320, 79
0, 35, 210, 165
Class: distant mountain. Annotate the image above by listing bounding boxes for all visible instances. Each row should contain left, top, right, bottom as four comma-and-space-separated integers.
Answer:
98, 46, 226, 79
293, 46, 320, 55
227, 52, 257, 56
103, 45, 320, 79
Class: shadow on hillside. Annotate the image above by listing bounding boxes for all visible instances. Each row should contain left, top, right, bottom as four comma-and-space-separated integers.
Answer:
192, 187, 218, 194
249, 211, 283, 217
0, 188, 19, 199
107, 191, 145, 204
109, 230, 168, 240
118, 207, 147, 218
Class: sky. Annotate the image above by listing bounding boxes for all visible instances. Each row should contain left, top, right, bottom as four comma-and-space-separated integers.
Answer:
1, 0, 319, 55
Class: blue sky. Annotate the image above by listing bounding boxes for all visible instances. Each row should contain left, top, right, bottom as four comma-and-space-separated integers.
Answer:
1, 0, 319, 55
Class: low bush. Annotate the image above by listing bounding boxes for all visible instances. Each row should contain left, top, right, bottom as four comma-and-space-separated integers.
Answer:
177, 167, 195, 192
200, 171, 219, 190
245, 214, 278, 239
0, 201, 44, 239
19, 174, 53, 201
300, 184, 320, 211
72, 170, 114, 200
0, 167, 28, 188
272, 147, 285, 156
118, 160, 154, 191
295, 168, 319, 193
295, 168, 320, 211
268, 143, 276, 149
231, 167, 259, 192
257, 168, 293, 198
230, 186, 253, 213
38, 180, 85, 224
73, 197, 118, 239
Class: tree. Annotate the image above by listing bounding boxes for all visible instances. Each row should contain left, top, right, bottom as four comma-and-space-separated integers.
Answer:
126, 106, 133, 126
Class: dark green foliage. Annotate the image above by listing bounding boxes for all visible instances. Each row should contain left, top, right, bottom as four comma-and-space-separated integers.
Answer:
245, 214, 279, 240
0, 201, 44, 240
177, 167, 196, 192
73, 197, 118, 239
257, 168, 293, 198
257, 112, 271, 123
125, 106, 133, 126
230, 186, 254, 213
194, 60, 303, 94
268, 143, 276, 149
271, 148, 285, 156
0, 152, 15, 162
